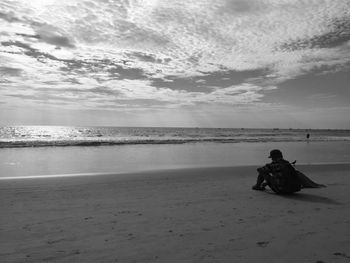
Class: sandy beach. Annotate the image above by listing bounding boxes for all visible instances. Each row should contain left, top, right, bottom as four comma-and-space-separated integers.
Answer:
1, 164, 350, 263
2, 0, 350, 261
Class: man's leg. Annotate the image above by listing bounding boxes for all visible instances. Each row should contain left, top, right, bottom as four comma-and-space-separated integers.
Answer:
252, 169, 269, 190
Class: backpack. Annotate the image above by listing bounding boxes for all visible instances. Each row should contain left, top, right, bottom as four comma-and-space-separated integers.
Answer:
268, 162, 301, 194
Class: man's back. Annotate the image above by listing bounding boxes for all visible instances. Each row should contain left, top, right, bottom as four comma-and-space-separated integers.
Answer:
265, 159, 301, 194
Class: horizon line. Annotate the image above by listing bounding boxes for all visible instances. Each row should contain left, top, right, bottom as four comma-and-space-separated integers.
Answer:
1, 125, 350, 131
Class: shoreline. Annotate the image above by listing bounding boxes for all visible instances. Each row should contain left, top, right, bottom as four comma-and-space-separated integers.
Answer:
2, 141, 350, 179
1, 162, 350, 180
1, 138, 350, 149
1, 164, 350, 262
0, 162, 350, 181
1, 136, 350, 151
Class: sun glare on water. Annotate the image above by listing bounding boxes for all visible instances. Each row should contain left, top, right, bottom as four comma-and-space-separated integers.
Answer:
29, 0, 57, 7
20, 126, 74, 140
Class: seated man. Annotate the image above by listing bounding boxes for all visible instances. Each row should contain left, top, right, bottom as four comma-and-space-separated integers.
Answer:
252, 149, 301, 194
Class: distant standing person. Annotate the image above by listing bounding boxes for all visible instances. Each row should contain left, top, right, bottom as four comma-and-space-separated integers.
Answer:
306, 133, 310, 140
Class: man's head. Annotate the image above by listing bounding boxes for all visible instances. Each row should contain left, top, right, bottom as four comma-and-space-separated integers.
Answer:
268, 149, 283, 160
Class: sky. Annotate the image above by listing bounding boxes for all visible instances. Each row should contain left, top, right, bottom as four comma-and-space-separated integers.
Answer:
0, 0, 349, 128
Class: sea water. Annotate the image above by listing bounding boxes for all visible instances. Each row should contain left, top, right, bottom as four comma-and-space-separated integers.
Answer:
1, 126, 350, 148
1, 126, 350, 178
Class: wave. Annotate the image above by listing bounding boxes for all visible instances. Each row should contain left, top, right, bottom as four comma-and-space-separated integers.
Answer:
1, 137, 349, 148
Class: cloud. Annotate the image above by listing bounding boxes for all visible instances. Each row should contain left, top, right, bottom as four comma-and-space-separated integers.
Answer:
218, 0, 263, 14
126, 51, 170, 64
0, 0, 350, 112
1, 74, 274, 111
0, 66, 22, 76
35, 24, 75, 48
0, 8, 74, 48
279, 17, 350, 51
150, 68, 269, 93
0, 11, 21, 23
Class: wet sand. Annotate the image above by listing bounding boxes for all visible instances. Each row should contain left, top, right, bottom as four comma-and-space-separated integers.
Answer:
1, 164, 350, 263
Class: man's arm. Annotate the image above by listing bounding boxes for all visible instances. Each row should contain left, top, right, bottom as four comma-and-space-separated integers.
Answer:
257, 164, 272, 174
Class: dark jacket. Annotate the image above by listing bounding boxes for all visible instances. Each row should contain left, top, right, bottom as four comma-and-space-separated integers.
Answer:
260, 159, 301, 194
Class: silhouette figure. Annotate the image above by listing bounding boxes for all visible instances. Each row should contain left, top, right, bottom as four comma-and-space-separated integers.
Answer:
252, 149, 325, 194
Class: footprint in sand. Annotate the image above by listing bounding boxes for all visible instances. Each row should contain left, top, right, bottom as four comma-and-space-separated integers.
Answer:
47, 238, 65, 245
237, 219, 245, 224
333, 252, 350, 258
256, 241, 269, 248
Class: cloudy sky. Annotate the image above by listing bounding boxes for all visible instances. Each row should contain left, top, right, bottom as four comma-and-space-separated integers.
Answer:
0, 0, 349, 128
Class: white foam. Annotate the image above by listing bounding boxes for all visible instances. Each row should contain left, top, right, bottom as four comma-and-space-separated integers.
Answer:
0, 172, 115, 180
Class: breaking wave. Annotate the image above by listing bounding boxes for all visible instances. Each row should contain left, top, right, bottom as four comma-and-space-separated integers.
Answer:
1, 126, 349, 148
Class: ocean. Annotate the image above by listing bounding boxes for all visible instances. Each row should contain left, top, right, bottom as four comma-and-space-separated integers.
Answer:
1, 126, 350, 178
1, 126, 350, 148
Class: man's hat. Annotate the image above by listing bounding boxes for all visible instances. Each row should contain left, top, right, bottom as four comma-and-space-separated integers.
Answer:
268, 149, 283, 158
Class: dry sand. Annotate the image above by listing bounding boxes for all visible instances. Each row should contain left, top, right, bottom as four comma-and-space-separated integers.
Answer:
1, 164, 350, 263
